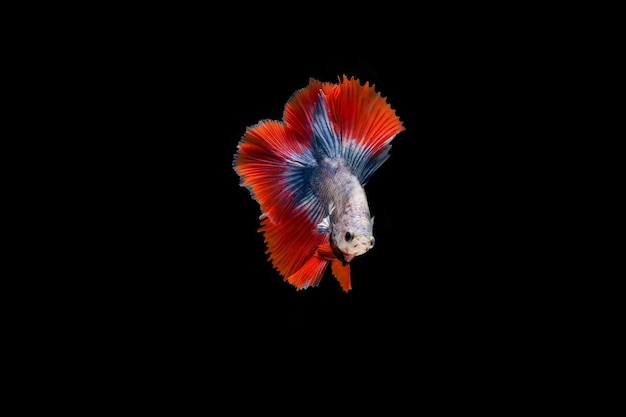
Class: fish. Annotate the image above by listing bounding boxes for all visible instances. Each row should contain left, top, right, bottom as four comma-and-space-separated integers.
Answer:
233, 75, 405, 292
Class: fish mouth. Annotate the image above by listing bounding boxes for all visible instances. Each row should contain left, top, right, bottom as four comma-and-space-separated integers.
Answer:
330, 241, 354, 266
342, 253, 356, 264
330, 241, 354, 265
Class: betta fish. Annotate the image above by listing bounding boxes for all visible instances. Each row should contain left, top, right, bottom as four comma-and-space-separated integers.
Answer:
233, 75, 405, 292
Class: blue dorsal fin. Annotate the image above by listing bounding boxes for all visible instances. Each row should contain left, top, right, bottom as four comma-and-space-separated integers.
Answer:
310, 89, 396, 185
341, 140, 392, 185
311, 91, 341, 160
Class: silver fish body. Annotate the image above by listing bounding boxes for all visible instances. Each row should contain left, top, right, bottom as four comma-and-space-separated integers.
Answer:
312, 157, 375, 265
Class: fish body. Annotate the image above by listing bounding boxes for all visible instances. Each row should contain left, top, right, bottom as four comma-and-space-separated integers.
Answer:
233, 75, 404, 292
313, 157, 374, 265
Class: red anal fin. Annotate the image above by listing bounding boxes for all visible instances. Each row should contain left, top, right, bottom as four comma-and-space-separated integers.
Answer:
286, 255, 330, 291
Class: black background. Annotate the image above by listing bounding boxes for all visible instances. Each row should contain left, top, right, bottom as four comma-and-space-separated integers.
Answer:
25, 7, 598, 410
122, 47, 546, 338
86, 16, 570, 382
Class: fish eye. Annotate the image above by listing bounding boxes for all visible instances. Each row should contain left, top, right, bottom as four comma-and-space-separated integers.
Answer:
370, 237, 375, 248
345, 232, 352, 242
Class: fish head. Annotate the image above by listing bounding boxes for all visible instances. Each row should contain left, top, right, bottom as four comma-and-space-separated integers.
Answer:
329, 216, 375, 265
